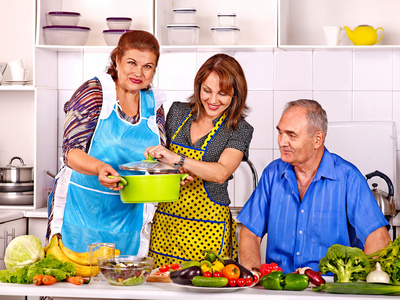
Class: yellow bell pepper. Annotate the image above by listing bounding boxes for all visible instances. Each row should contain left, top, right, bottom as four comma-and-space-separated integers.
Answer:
211, 261, 225, 273
201, 260, 212, 273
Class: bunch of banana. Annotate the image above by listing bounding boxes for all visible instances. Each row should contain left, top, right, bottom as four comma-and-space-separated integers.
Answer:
45, 234, 120, 277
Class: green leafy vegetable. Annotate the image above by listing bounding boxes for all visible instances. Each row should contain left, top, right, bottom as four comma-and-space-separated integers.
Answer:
367, 236, 400, 285
4, 235, 45, 272
0, 255, 75, 284
319, 244, 370, 282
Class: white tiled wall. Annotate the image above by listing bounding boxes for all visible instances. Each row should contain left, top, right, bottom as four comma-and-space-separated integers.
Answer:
57, 49, 400, 208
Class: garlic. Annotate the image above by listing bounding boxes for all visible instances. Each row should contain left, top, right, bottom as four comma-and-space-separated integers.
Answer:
366, 262, 390, 283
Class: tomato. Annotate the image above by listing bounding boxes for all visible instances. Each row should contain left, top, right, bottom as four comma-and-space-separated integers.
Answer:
260, 263, 272, 277
213, 271, 222, 277
269, 262, 279, 270
237, 278, 246, 287
159, 265, 169, 273
222, 264, 240, 280
169, 263, 181, 271
276, 267, 283, 272
245, 278, 253, 286
203, 271, 212, 277
228, 278, 237, 287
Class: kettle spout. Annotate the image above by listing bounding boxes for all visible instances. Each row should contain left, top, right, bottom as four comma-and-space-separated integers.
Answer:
343, 26, 353, 40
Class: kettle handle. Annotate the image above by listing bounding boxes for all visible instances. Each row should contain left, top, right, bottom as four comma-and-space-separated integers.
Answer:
375, 27, 384, 44
365, 170, 394, 197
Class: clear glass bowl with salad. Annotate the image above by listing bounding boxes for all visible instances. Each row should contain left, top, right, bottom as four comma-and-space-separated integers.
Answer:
97, 255, 155, 286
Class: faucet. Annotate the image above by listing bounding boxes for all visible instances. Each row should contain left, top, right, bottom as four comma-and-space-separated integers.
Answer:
244, 159, 258, 190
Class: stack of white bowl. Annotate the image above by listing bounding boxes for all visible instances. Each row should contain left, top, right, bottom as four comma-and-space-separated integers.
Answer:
211, 13, 240, 45
43, 11, 91, 46
167, 8, 200, 45
103, 17, 132, 46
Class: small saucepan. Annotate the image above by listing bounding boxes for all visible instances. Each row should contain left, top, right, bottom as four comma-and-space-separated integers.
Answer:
0, 157, 34, 183
108, 173, 188, 203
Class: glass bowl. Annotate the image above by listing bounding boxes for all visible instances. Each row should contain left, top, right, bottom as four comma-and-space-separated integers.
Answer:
97, 255, 154, 286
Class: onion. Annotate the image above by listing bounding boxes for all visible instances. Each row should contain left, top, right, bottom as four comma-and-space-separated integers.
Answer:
366, 262, 390, 284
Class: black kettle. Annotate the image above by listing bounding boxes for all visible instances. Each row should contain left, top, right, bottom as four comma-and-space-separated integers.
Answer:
365, 170, 395, 216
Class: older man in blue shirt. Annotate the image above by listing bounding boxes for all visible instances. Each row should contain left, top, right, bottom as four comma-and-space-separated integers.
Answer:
237, 99, 391, 274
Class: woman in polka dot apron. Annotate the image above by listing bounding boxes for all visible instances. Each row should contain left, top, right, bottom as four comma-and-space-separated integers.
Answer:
145, 54, 254, 267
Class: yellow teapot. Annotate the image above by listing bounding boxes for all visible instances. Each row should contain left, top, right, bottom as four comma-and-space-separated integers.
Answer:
343, 25, 384, 45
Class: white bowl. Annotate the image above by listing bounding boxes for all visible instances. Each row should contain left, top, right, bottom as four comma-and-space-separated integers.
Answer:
211, 26, 240, 45
47, 11, 81, 26
172, 8, 196, 24
217, 13, 237, 27
167, 24, 200, 45
43, 25, 90, 46
106, 17, 132, 30
103, 30, 131, 46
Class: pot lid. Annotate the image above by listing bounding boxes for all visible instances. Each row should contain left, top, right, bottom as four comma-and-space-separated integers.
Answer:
119, 156, 179, 174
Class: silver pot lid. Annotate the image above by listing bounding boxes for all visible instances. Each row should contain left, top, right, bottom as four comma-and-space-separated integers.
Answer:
119, 158, 178, 174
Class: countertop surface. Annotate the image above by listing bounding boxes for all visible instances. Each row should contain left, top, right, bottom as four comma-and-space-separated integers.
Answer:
0, 207, 47, 223
0, 280, 393, 300
0, 210, 25, 223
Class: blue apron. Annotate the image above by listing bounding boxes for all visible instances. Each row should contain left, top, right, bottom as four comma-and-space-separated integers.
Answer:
61, 73, 160, 254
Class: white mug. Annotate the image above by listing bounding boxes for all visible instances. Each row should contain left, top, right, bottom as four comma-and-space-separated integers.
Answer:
323, 26, 345, 46
8, 59, 25, 70
11, 68, 29, 81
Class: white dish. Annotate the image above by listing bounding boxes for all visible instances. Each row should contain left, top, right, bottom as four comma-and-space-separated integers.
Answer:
171, 282, 245, 293
173, 8, 197, 24
1, 80, 32, 85
103, 29, 131, 46
48, 11, 81, 26
43, 25, 90, 46
211, 26, 240, 45
106, 17, 132, 30
217, 13, 237, 27
167, 24, 200, 45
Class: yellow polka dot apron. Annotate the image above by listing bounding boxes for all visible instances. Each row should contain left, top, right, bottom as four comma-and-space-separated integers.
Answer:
149, 111, 238, 267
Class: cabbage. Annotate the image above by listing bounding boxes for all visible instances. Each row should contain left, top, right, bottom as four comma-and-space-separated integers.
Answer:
4, 235, 45, 272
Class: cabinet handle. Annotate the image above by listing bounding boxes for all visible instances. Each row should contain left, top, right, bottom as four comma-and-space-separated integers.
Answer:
2, 228, 16, 256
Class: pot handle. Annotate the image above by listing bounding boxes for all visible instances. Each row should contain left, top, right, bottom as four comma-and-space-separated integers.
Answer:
365, 170, 394, 197
107, 175, 128, 187
180, 173, 189, 181
7, 156, 25, 167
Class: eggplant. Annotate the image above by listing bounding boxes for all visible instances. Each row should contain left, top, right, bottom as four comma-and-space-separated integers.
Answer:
170, 266, 202, 285
223, 259, 254, 280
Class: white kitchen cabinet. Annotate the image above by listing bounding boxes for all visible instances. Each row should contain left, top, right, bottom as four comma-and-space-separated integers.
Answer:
156, 0, 277, 48
0, 218, 27, 270
279, 0, 400, 48
36, 0, 154, 47
0, 0, 39, 211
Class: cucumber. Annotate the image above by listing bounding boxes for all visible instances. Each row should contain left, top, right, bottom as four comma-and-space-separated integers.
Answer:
191, 276, 228, 287
326, 282, 400, 295
181, 260, 202, 269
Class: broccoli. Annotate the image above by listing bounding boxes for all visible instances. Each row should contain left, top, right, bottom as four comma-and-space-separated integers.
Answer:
318, 244, 370, 282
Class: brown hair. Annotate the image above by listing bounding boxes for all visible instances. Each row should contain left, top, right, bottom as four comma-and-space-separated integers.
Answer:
188, 53, 248, 131
106, 30, 160, 87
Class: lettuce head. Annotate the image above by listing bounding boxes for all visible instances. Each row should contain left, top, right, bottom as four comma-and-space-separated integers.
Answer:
4, 235, 45, 272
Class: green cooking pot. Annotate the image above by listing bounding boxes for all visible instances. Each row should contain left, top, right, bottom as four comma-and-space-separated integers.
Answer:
108, 173, 188, 203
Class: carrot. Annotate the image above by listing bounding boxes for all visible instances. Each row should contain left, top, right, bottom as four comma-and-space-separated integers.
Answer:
66, 276, 84, 285
42, 275, 57, 285
33, 275, 45, 286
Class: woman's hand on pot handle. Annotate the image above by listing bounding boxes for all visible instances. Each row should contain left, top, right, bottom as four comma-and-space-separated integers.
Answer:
98, 163, 123, 191
145, 145, 180, 165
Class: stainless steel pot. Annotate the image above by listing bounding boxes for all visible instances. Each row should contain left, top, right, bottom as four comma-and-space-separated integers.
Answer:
0, 157, 34, 183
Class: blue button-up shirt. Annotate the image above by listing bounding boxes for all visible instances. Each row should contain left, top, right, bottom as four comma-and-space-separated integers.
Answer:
237, 148, 388, 273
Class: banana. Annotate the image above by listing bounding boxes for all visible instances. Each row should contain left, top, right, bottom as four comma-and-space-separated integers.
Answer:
59, 238, 120, 266
45, 234, 98, 277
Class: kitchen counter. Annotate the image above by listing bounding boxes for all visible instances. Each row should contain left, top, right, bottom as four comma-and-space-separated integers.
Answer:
0, 210, 24, 223
0, 281, 394, 299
